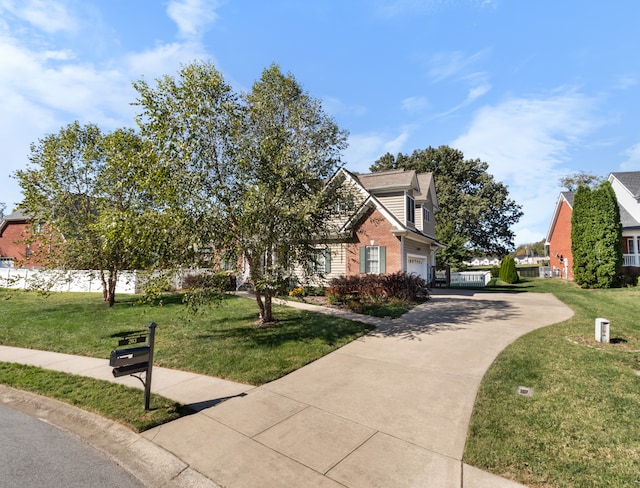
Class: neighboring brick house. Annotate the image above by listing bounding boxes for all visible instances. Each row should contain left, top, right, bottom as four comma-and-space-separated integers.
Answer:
545, 171, 640, 280
305, 167, 443, 284
0, 208, 48, 268
545, 191, 574, 279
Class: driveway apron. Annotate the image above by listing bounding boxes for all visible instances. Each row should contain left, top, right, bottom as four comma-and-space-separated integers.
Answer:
143, 290, 573, 488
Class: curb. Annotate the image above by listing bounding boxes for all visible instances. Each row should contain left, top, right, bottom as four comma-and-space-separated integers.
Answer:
0, 385, 221, 488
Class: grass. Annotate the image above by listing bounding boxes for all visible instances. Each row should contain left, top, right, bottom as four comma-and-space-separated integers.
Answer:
464, 278, 640, 487
0, 290, 373, 385
0, 362, 190, 432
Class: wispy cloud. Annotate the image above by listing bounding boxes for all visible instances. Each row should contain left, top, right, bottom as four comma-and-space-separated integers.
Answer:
0, 0, 79, 33
453, 89, 603, 243
344, 129, 412, 172
401, 96, 430, 113
621, 142, 640, 170
167, 0, 221, 40
428, 49, 489, 82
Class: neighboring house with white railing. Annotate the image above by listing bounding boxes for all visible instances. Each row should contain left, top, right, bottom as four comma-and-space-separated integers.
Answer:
546, 171, 640, 280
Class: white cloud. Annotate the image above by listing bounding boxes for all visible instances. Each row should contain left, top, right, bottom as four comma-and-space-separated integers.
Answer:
167, 0, 221, 40
401, 96, 430, 112
0, 0, 79, 33
344, 130, 412, 172
621, 142, 640, 170
428, 49, 490, 82
322, 96, 367, 118
453, 90, 602, 245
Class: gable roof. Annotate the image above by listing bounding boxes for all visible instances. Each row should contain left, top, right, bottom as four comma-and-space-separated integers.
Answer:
611, 171, 640, 198
545, 191, 574, 245
335, 168, 443, 248
356, 169, 418, 191
0, 208, 30, 235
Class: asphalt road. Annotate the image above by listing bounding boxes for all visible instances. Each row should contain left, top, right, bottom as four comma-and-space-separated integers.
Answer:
0, 403, 145, 488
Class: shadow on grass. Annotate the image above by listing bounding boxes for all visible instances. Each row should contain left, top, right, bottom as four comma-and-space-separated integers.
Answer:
195, 312, 374, 348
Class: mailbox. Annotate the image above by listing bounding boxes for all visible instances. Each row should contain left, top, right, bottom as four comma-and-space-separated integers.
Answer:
109, 346, 150, 368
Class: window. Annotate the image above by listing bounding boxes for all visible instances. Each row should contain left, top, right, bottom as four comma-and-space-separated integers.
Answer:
311, 249, 331, 274
359, 246, 386, 274
33, 222, 44, 234
423, 207, 431, 223
406, 195, 415, 224
627, 238, 637, 254
25, 245, 32, 257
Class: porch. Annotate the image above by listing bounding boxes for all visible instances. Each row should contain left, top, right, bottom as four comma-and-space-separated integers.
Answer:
623, 253, 640, 267
623, 235, 640, 267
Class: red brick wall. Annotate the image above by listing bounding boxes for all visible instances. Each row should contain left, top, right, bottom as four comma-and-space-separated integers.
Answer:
345, 209, 402, 275
548, 200, 573, 279
0, 222, 49, 267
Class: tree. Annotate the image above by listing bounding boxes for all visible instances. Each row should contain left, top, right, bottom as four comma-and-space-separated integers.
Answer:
371, 146, 523, 267
0, 202, 4, 220
134, 62, 349, 324
515, 239, 545, 257
559, 171, 603, 191
571, 181, 622, 288
15, 122, 171, 306
499, 256, 519, 284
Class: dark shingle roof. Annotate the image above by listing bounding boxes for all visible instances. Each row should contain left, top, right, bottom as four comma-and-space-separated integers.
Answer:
562, 191, 575, 207
611, 171, 640, 197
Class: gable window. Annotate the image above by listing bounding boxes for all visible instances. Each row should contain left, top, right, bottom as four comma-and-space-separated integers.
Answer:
406, 195, 415, 224
423, 207, 431, 223
359, 245, 386, 274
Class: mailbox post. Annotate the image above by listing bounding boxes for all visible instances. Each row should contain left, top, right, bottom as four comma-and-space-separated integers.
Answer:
109, 322, 157, 410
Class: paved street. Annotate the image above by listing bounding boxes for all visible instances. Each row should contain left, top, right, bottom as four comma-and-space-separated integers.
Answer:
0, 403, 144, 488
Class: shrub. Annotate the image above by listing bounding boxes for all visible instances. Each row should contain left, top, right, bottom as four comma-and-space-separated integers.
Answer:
490, 266, 501, 278
182, 271, 236, 291
327, 272, 429, 302
499, 257, 519, 284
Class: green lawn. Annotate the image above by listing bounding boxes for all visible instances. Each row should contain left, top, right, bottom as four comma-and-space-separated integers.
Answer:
464, 278, 640, 487
0, 290, 373, 385
0, 362, 189, 432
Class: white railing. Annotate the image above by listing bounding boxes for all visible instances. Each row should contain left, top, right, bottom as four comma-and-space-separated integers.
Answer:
623, 254, 640, 267
450, 271, 492, 288
0, 258, 14, 268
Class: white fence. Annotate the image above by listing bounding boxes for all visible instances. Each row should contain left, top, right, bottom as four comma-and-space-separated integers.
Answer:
0, 268, 140, 294
449, 271, 491, 288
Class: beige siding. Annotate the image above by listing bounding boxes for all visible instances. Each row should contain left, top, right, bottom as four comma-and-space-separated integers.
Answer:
375, 191, 405, 224
421, 201, 436, 237
403, 239, 431, 261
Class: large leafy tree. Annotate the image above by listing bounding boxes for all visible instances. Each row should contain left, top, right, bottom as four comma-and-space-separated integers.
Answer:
559, 171, 603, 191
571, 181, 622, 288
15, 122, 172, 306
371, 146, 523, 267
134, 62, 348, 324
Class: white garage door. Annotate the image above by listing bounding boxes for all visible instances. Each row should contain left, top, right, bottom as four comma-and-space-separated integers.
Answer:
407, 256, 426, 277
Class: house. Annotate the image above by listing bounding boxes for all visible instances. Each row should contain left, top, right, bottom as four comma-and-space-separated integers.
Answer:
545, 191, 574, 279
609, 171, 640, 276
305, 167, 443, 285
0, 208, 48, 268
545, 171, 640, 280
464, 256, 501, 267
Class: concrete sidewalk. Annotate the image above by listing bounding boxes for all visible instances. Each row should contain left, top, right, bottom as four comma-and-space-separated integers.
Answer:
0, 290, 573, 487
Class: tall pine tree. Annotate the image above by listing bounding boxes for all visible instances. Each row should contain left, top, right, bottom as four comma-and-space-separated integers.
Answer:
571, 181, 622, 288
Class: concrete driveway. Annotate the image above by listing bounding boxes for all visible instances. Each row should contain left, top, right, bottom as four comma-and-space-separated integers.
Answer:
143, 290, 574, 488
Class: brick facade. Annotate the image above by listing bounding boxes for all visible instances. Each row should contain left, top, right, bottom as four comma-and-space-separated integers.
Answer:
344, 209, 402, 275
547, 198, 573, 279
0, 220, 49, 268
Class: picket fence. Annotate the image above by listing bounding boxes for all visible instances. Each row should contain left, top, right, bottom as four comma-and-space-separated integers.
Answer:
449, 271, 492, 288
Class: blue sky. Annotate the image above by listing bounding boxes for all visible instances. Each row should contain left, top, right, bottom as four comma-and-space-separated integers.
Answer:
2, 0, 639, 246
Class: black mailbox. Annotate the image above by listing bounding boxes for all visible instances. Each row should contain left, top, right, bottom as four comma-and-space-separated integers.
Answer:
112, 362, 149, 378
109, 346, 150, 368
